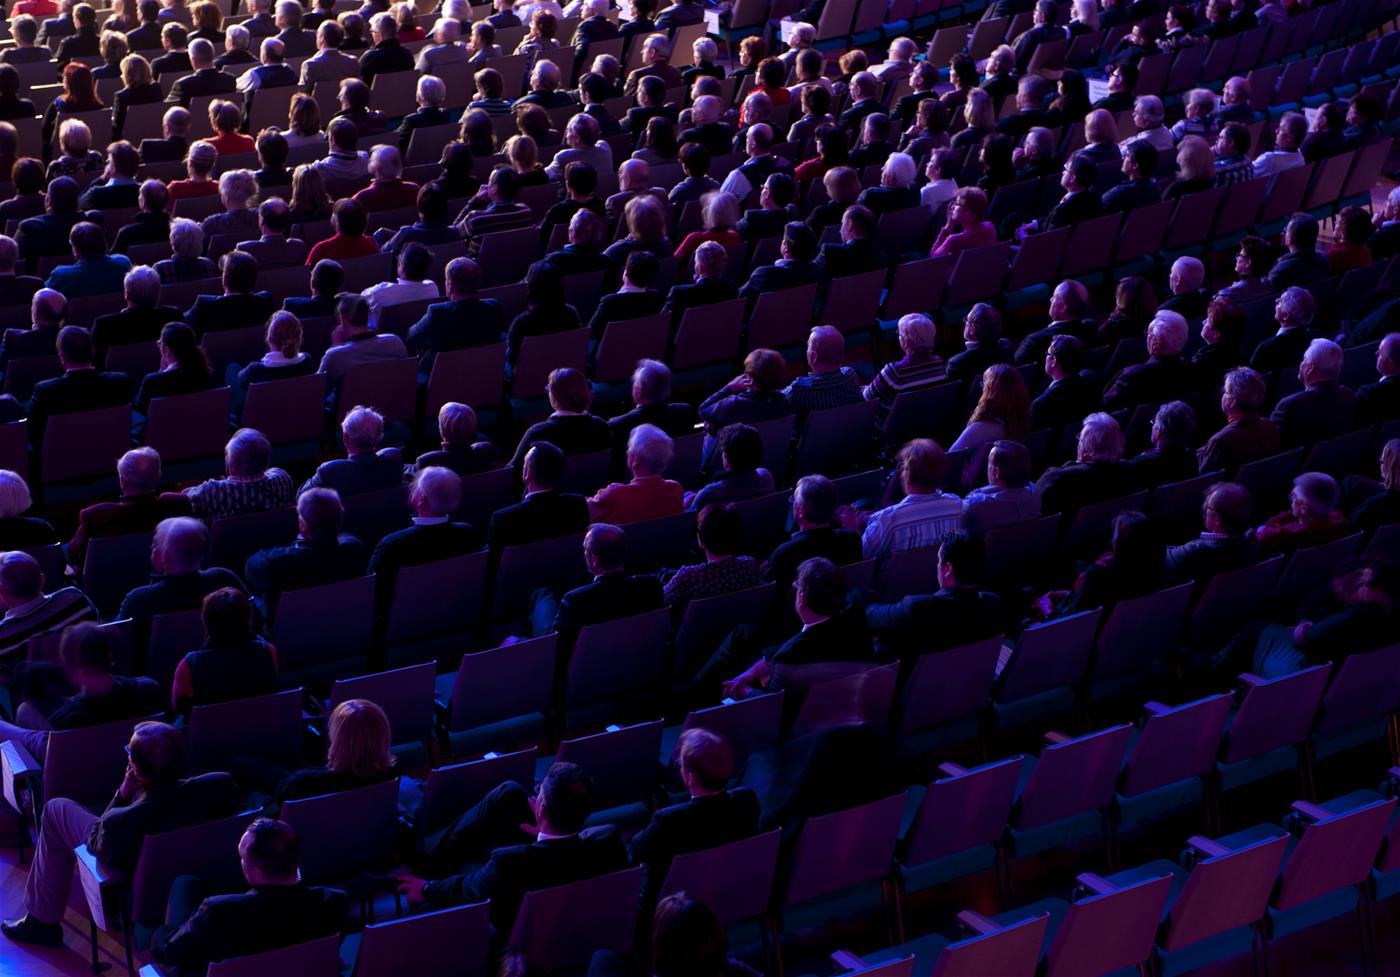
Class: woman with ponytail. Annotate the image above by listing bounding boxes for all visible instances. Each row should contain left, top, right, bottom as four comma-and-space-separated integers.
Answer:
231, 311, 316, 419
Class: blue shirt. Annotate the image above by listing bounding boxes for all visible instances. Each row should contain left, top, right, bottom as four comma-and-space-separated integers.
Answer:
45, 254, 132, 298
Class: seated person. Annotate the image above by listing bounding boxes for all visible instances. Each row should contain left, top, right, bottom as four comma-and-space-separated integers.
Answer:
1036, 413, 1138, 518
397, 761, 627, 938
608, 359, 696, 462
411, 402, 496, 477
116, 517, 246, 650
664, 241, 737, 322
405, 256, 503, 379
864, 530, 1004, 658
962, 440, 1041, 525
1, 722, 240, 949
588, 424, 684, 525
863, 313, 946, 428
534, 523, 665, 650
171, 588, 279, 716
0, 550, 96, 661
848, 439, 962, 561
151, 818, 348, 977
1197, 367, 1281, 476
316, 293, 409, 399
1351, 439, 1400, 533
182, 427, 295, 521
67, 447, 192, 575
368, 466, 481, 601
1128, 400, 1200, 487
698, 349, 793, 461
509, 367, 611, 469
687, 423, 774, 510
588, 251, 664, 342
1036, 510, 1165, 620
487, 442, 590, 559
272, 698, 397, 806
133, 321, 214, 427
764, 475, 862, 588
1256, 471, 1350, 553
0, 469, 55, 548
231, 311, 316, 418
1165, 481, 1263, 585
244, 487, 366, 622
663, 503, 762, 616
784, 325, 862, 424
300, 406, 403, 497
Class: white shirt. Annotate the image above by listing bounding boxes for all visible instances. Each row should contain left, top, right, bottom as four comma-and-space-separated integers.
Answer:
361, 277, 440, 329
861, 491, 963, 560
1252, 149, 1304, 177
921, 179, 957, 213
1119, 125, 1175, 156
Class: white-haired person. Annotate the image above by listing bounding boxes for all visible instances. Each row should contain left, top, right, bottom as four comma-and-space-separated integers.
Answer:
398, 74, 452, 155
545, 113, 612, 182
199, 167, 260, 244
1103, 309, 1195, 411
181, 427, 294, 521
1171, 88, 1219, 143
1256, 471, 1349, 554
410, 402, 498, 476
301, 405, 404, 497
1197, 366, 1282, 476
352, 144, 419, 211
857, 151, 918, 214
416, 17, 467, 72
359, 10, 414, 85
116, 517, 247, 646
1035, 412, 1138, 517
1120, 94, 1173, 154
863, 314, 946, 427
1161, 255, 1209, 319
368, 465, 480, 599
0, 469, 55, 548
587, 423, 683, 524
68, 448, 193, 569
1269, 337, 1357, 448
1250, 285, 1321, 376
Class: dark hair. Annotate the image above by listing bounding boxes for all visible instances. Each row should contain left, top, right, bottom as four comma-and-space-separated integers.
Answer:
801, 82, 831, 117
160, 321, 212, 382
1127, 139, 1158, 175
1047, 332, 1084, 372
69, 221, 107, 260
939, 531, 981, 584
565, 160, 597, 196
1114, 62, 1140, 89
399, 241, 432, 280
332, 197, 367, 237
782, 221, 816, 262
243, 818, 301, 879
1237, 234, 1270, 272
1068, 154, 1096, 191
1221, 121, 1251, 155
679, 142, 710, 177
309, 258, 344, 296
1350, 92, 1381, 124
59, 621, 115, 672
1108, 510, 1164, 580
524, 440, 566, 487
538, 761, 595, 834
525, 260, 564, 307
221, 249, 258, 293
416, 182, 450, 224
580, 71, 609, 103
795, 557, 847, 616
11, 157, 45, 195
643, 116, 678, 158
490, 164, 521, 200
652, 893, 728, 977
1206, 295, 1246, 346
758, 56, 785, 88
57, 323, 94, 364
47, 176, 80, 213
0, 65, 20, 100
717, 422, 762, 472
202, 587, 256, 644
764, 171, 796, 207
257, 129, 288, 170
696, 503, 743, 556
623, 249, 659, 287
949, 53, 978, 89
814, 124, 849, 164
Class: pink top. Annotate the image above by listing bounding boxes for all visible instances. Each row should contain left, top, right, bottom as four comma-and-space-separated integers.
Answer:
930, 220, 997, 260
588, 476, 684, 525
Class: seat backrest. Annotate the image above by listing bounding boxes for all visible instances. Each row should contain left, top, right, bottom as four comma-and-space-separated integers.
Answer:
416, 749, 539, 847
659, 830, 782, 926
42, 716, 150, 813
426, 342, 507, 414
329, 663, 436, 748
594, 313, 669, 384
188, 688, 304, 774
42, 404, 130, 483
1313, 644, 1400, 737
674, 584, 777, 680
1274, 532, 1364, 610
146, 387, 231, 462
244, 373, 328, 444
208, 507, 299, 577
673, 299, 745, 370
130, 810, 256, 926
1161, 834, 1289, 951
508, 866, 644, 973
146, 608, 208, 691
792, 399, 880, 477
1188, 555, 1285, 650
1092, 582, 1194, 683
898, 637, 1002, 735
339, 486, 412, 548
787, 662, 899, 737
1221, 665, 1330, 764
353, 902, 491, 977
446, 636, 556, 733
1120, 693, 1234, 796
680, 692, 784, 772
1044, 875, 1173, 977
555, 721, 664, 809
904, 755, 1022, 867
281, 777, 401, 883
930, 913, 1048, 977
492, 532, 589, 622
272, 575, 377, 674
82, 530, 154, 619
384, 551, 489, 649
1017, 724, 1133, 831
784, 791, 906, 906
513, 327, 589, 399
567, 607, 671, 709
995, 609, 1100, 705
1276, 798, 1397, 910
206, 935, 342, 977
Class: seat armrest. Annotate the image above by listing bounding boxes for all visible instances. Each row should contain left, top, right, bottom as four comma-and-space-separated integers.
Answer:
830, 950, 869, 970
1290, 800, 1332, 823
1075, 872, 1117, 895
937, 761, 969, 778
956, 909, 1000, 935
1143, 701, 1170, 716
138, 965, 172, 977
1186, 835, 1232, 858
0, 739, 41, 814
1238, 672, 1267, 687
75, 844, 129, 932
1043, 730, 1072, 745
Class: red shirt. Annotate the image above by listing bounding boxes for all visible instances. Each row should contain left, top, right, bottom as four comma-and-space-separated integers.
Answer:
12, 0, 59, 17
675, 228, 741, 262
588, 476, 684, 525
305, 233, 381, 265
209, 131, 256, 155
165, 179, 220, 209
352, 179, 421, 212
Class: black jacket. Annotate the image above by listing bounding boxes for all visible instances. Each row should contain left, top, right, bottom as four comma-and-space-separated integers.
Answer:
1357, 376, 1400, 426
89, 772, 243, 874
1164, 533, 1263, 586
946, 340, 1014, 382
1014, 318, 1099, 366
665, 277, 738, 320
865, 587, 1004, 659
768, 609, 873, 671
184, 292, 277, 336
112, 212, 173, 255
405, 298, 504, 374
1249, 327, 1323, 377
814, 238, 887, 280
1044, 190, 1104, 230
488, 491, 590, 558
1103, 354, 1196, 411
739, 260, 820, 298
509, 413, 611, 468
588, 290, 664, 341
358, 37, 414, 84
1035, 459, 1139, 517
1030, 373, 1099, 434
763, 527, 862, 590
302, 451, 404, 498
555, 571, 666, 652
244, 535, 368, 619
608, 402, 696, 448
166, 67, 237, 106
628, 788, 760, 897
1269, 380, 1358, 448
27, 368, 131, 442
367, 521, 483, 598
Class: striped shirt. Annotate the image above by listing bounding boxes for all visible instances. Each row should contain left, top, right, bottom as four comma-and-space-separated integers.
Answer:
862, 491, 963, 561
183, 469, 296, 521
784, 367, 864, 422
864, 356, 947, 426
1214, 154, 1254, 188
0, 588, 97, 661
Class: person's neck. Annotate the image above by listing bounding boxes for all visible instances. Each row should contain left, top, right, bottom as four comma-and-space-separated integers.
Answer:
797, 609, 829, 627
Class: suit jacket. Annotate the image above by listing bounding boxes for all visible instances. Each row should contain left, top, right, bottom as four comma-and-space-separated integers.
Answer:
1014, 318, 1099, 365
153, 883, 348, 977
79, 180, 140, 211
276, 26, 316, 57
1102, 354, 1196, 411
423, 828, 628, 934
1160, 289, 1209, 321
1164, 533, 1263, 586
739, 260, 821, 298
16, 212, 80, 266
302, 451, 403, 498
236, 235, 307, 270
184, 292, 277, 336
91, 305, 182, 365
573, 14, 620, 44
367, 521, 482, 598
1249, 327, 1322, 377
150, 50, 192, 77
488, 490, 590, 557
55, 25, 100, 64
112, 212, 172, 255
946, 340, 1014, 382
1102, 178, 1161, 213
68, 492, 193, 570
125, 21, 164, 49
139, 136, 188, 164
88, 772, 242, 874
608, 402, 695, 449
814, 238, 887, 280
1029, 373, 1099, 435
405, 298, 503, 372
554, 571, 665, 651
1044, 190, 1104, 230
768, 609, 873, 669
359, 37, 414, 84
1035, 459, 1138, 516
244, 535, 368, 619
865, 586, 1005, 659
664, 277, 737, 320
509, 414, 611, 468
27, 368, 131, 442
737, 208, 795, 242
1357, 376, 1400, 426
1269, 380, 1358, 447
299, 49, 362, 87
0, 324, 59, 372
1196, 416, 1281, 476
0, 274, 42, 311
166, 67, 237, 106
628, 788, 760, 896
1267, 249, 1330, 290
588, 290, 663, 340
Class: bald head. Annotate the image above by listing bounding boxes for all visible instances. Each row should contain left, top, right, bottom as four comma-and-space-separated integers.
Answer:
1169, 256, 1204, 295
32, 288, 66, 329
583, 523, 626, 574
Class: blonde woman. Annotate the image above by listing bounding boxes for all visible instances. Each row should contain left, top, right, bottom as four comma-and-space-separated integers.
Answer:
0, 469, 55, 546
233, 310, 315, 416
165, 141, 219, 207
288, 162, 333, 223
272, 698, 397, 805
200, 168, 261, 240
282, 93, 326, 151
504, 132, 549, 187
1166, 135, 1215, 198
951, 88, 995, 149
112, 52, 161, 140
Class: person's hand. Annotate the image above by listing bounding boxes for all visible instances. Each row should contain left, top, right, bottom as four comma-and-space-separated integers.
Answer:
834, 503, 867, 531
725, 373, 753, 393
329, 323, 347, 347
396, 873, 428, 904
1293, 620, 1313, 648
117, 763, 140, 801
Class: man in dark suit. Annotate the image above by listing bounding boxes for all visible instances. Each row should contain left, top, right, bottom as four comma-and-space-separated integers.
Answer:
664, 241, 738, 321
67, 447, 193, 571
1104, 311, 1197, 411
54, 1, 99, 66
856, 153, 920, 215
1269, 338, 1358, 448
1030, 334, 1100, 438
763, 475, 862, 590
1357, 333, 1400, 426
1101, 142, 1161, 213
300, 406, 404, 497
183, 250, 276, 336
864, 531, 1004, 660
244, 487, 367, 622
571, 0, 619, 47
152, 818, 347, 977
1035, 412, 1139, 517
399, 761, 628, 936
676, 95, 735, 157
1164, 481, 1263, 586
1014, 280, 1098, 365
488, 442, 590, 560
404, 255, 502, 378
273, 0, 316, 57
837, 72, 882, 137
138, 105, 191, 165
358, 11, 413, 84
2, 722, 242, 948
283, 258, 343, 320
90, 265, 182, 367
150, 24, 192, 78
0, 288, 64, 374
1160, 256, 1210, 320
1043, 156, 1104, 230
16, 177, 82, 271
1267, 214, 1330, 290
541, 523, 665, 654
367, 467, 481, 605
165, 38, 236, 106
1249, 287, 1323, 377
36, 0, 76, 48
25, 326, 130, 445
947, 304, 1015, 382
1010, 0, 1067, 70
814, 205, 887, 281
235, 198, 306, 271
608, 360, 695, 458
739, 221, 821, 300
116, 517, 247, 649
736, 176, 799, 243
628, 729, 759, 898
126, 0, 164, 50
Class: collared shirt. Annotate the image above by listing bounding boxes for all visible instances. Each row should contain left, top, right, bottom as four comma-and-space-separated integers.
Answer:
361, 277, 440, 329
862, 491, 963, 560
413, 515, 449, 525
183, 469, 296, 520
